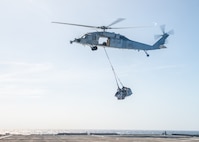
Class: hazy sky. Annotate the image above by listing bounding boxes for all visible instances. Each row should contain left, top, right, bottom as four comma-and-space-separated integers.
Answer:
0, 0, 199, 131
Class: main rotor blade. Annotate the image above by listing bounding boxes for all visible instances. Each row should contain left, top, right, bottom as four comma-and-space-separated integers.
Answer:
107, 18, 125, 27
52, 22, 98, 29
110, 25, 154, 29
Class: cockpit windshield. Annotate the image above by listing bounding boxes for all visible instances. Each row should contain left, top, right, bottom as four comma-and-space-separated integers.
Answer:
81, 33, 92, 39
81, 35, 87, 39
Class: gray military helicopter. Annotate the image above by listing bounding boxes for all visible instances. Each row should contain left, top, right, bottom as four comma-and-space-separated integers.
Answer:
52, 18, 173, 57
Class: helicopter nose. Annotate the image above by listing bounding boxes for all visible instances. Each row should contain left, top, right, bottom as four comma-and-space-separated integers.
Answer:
75, 38, 81, 42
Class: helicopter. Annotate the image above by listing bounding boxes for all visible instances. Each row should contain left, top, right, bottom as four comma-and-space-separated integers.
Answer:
52, 18, 173, 57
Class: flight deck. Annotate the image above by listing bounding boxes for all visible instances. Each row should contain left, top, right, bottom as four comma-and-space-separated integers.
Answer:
0, 134, 198, 142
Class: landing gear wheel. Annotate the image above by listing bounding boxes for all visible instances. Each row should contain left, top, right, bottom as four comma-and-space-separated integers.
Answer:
91, 46, 98, 51
144, 50, 150, 57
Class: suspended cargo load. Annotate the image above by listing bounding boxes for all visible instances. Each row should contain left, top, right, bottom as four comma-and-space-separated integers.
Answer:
115, 87, 132, 100
104, 47, 132, 100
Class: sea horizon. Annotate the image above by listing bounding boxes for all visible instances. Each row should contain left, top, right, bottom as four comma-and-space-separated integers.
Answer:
0, 129, 199, 135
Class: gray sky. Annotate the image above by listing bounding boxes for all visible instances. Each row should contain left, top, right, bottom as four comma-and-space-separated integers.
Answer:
0, 0, 199, 130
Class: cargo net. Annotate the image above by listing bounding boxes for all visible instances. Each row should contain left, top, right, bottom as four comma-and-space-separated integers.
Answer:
104, 48, 133, 100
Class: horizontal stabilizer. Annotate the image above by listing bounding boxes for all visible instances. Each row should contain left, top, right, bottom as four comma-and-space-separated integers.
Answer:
159, 45, 167, 49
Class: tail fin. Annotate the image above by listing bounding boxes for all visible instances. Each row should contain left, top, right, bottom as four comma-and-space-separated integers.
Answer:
152, 25, 173, 49
152, 33, 169, 49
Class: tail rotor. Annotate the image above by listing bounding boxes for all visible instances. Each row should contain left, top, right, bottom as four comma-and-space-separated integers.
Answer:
154, 25, 174, 40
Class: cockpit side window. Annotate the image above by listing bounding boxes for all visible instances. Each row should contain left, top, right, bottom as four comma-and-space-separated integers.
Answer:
82, 35, 87, 39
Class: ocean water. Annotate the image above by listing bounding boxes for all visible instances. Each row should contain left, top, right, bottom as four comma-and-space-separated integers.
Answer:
0, 129, 199, 135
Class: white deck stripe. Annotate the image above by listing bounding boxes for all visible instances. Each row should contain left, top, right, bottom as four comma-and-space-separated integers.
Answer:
0, 135, 12, 139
